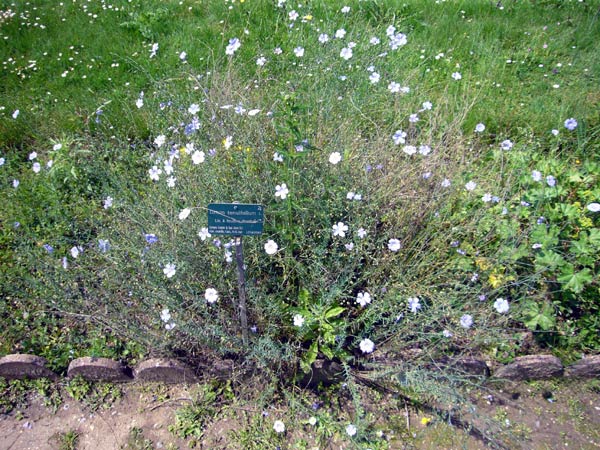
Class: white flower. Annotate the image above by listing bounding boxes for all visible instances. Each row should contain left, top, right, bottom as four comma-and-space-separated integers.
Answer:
103, 196, 113, 209
135, 98, 144, 109
329, 152, 342, 165
386, 25, 396, 37
0, 157, 4, 166
340, 47, 353, 60
318, 33, 329, 44
341, 6, 350, 13
500, 139, 513, 151
13, 179, 19, 188
275, 183, 289, 199
418, 145, 432, 156
587, 202, 600, 212
264, 240, 278, 255
359, 338, 375, 354
188, 103, 200, 115
293, 47, 304, 57
482, 193, 492, 202
224, 250, 233, 263
167, 176, 176, 188
494, 298, 509, 314
564, 117, 577, 131
273, 420, 285, 433
460, 314, 473, 329
288, 10, 298, 21
388, 238, 401, 252
357, 228, 367, 239
192, 150, 205, 164
273, 152, 283, 162
154, 135, 166, 147
273, 47, 282, 55
179, 51, 187, 61
70, 246, 81, 258
408, 297, 421, 313
388, 81, 400, 93
150, 43, 158, 58
451, 72, 462, 80
256, 56, 267, 66
293, 314, 305, 327
475, 123, 486, 133
370, 36, 380, 45
356, 292, 372, 307
392, 130, 406, 145
308, 416, 317, 426
403, 145, 417, 156
422, 101, 433, 110
389, 33, 407, 49
149, 165, 162, 181
160, 308, 171, 322
163, 263, 176, 278
178, 208, 191, 220
531, 170, 543, 182
443, 329, 453, 338
29, 151, 37, 160
409, 114, 419, 123
205, 288, 219, 304
441, 178, 451, 188
332, 222, 348, 237
346, 423, 358, 436
12, 109, 20, 119
198, 227, 211, 241
32, 162, 41, 173
335, 28, 346, 39
225, 38, 241, 55
165, 322, 176, 331
465, 181, 477, 191
248, 109, 261, 116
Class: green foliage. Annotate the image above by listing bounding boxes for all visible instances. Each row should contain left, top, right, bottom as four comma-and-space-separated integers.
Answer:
65, 376, 122, 412
168, 382, 231, 447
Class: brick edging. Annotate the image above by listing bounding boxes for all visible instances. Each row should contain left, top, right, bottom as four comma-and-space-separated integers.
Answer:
0, 353, 598, 383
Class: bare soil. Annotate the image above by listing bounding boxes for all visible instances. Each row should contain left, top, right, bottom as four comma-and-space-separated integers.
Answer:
0, 379, 599, 450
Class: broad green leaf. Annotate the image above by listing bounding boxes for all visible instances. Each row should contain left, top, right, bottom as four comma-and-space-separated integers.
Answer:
320, 345, 334, 360
557, 267, 593, 293
304, 341, 318, 367
324, 306, 345, 320
535, 251, 565, 271
588, 228, 600, 248
530, 225, 559, 248
523, 302, 556, 331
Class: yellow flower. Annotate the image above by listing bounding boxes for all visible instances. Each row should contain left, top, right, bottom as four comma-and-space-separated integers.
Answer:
420, 417, 432, 426
303, 14, 313, 21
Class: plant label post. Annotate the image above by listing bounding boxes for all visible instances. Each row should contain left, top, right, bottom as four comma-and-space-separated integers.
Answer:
207, 203, 264, 345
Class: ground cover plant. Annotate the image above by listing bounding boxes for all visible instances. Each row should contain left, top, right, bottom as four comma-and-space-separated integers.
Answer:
1, 0, 599, 447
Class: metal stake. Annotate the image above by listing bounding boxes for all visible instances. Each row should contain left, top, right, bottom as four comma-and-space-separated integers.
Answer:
235, 236, 249, 345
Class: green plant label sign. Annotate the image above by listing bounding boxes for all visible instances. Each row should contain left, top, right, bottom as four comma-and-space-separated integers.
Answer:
207, 203, 264, 236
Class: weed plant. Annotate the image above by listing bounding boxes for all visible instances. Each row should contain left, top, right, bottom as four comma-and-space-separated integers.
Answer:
1, 0, 599, 446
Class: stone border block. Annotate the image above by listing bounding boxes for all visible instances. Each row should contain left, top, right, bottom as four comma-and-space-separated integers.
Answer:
565, 355, 600, 379
0, 354, 58, 380
438, 357, 490, 377
67, 357, 132, 382
493, 355, 563, 380
134, 358, 197, 383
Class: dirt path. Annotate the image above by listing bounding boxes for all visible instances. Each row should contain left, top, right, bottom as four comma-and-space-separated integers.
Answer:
1, 379, 600, 449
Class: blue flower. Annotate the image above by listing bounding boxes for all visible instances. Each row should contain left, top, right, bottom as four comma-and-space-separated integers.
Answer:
144, 233, 159, 245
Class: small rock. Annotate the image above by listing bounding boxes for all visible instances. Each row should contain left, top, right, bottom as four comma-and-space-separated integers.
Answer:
67, 357, 132, 382
493, 355, 563, 380
0, 354, 58, 380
